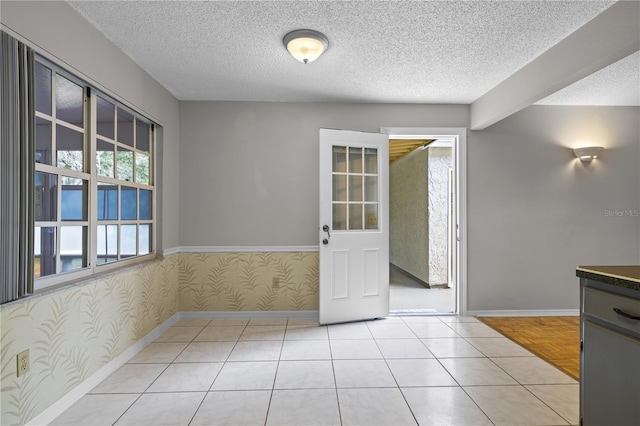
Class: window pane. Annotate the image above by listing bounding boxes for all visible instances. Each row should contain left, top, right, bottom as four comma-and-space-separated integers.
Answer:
135, 153, 149, 184
56, 125, 84, 172
97, 183, 118, 220
332, 146, 346, 173
55, 74, 83, 127
332, 204, 347, 231
120, 225, 137, 257
61, 177, 86, 221
121, 186, 137, 220
117, 108, 134, 147
136, 120, 150, 152
333, 175, 346, 202
349, 203, 363, 230
140, 189, 152, 220
35, 117, 53, 165
365, 204, 378, 230
349, 147, 362, 173
364, 176, 378, 202
96, 96, 115, 139
35, 172, 57, 222
139, 224, 151, 255
96, 139, 114, 178
60, 226, 86, 272
348, 175, 363, 201
34, 226, 56, 277
117, 148, 134, 181
364, 148, 378, 174
35, 62, 52, 115
97, 224, 117, 264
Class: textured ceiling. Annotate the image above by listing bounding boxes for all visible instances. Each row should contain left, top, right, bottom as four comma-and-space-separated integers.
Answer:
67, 0, 635, 105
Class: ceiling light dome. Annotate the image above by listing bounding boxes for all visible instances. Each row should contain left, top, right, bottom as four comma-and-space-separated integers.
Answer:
283, 29, 329, 64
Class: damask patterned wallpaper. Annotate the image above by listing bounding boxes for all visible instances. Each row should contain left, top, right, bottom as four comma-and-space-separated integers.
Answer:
178, 252, 319, 311
0, 256, 179, 426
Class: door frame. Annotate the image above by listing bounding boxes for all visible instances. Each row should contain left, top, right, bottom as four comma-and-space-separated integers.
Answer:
380, 127, 468, 316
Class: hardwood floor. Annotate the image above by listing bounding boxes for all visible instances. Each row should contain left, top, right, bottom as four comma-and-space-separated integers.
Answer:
478, 316, 580, 380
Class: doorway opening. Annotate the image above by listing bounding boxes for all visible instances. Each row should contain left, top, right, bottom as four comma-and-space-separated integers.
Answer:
381, 127, 467, 315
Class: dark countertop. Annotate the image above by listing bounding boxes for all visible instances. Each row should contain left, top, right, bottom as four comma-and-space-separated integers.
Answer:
576, 265, 640, 292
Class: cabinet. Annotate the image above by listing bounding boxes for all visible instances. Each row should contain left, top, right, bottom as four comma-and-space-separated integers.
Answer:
579, 269, 640, 426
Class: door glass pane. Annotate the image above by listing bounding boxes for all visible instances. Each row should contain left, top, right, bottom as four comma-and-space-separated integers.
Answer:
34, 226, 56, 277
136, 120, 150, 152
135, 153, 150, 184
60, 226, 86, 272
348, 175, 363, 201
36, 117, 52, 165
56, 74, 83, 127
120, 225, 137, 257
117, 108, 134, 147
117, 147, 134, 182
349, 147, 362, 173
364, 176, 378, 202
96, 139, 115, 178
96, 96, 115, 139
56, 125, 84, 171
140, 189, 152, 220
333, 175, 346, 202
365, 204, 379, 230
332, 146, 347, 173
97, 183, 118, 220
97, 224, 117, 264
121, 186, 137, 220
349, 203, 363, 230
35, 172, 57, 221
61, 177, 86, 221
35, 62, 52, 115
332, 204, 347, 231
139, 224, 151, 255
364, 148, 378, 174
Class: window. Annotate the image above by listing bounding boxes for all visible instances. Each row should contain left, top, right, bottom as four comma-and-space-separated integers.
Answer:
32, 57, 155, 290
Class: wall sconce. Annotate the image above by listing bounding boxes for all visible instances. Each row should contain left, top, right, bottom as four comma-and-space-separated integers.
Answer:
283, 29, 329, 64
574, 146, 604, 161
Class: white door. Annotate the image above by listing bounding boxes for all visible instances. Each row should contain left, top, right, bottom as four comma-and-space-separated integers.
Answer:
319, 129, 389, 325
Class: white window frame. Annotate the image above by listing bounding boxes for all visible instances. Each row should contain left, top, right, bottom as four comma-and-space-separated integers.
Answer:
33, 55, 156, 291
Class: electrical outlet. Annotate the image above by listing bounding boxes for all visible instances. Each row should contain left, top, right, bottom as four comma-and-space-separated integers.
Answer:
17, 349, 29, 377
272, 277, 280, 289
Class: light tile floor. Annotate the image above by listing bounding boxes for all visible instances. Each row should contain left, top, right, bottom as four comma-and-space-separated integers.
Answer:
51, 316, 579, 426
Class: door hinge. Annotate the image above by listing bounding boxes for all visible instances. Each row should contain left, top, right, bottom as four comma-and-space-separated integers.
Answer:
580, 340, 583, 352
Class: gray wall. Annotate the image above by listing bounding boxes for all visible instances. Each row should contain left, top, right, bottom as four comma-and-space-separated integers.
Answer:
467, 105, 640, 312
390, 148, 429, 282
178, 101, 469, 246
1, 1, 181, 250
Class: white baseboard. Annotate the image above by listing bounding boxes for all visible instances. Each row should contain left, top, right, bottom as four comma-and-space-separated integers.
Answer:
179, 310, 319, 320
26, 313, 179, 426
468, 309, 579, 317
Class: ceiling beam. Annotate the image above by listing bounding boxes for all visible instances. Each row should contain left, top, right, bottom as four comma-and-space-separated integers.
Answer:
470, 1, 640, 131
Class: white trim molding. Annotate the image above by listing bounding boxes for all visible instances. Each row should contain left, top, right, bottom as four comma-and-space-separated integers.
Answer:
163, 246, 320, 256
179, 310, 320, 320
468, 309, 580, 317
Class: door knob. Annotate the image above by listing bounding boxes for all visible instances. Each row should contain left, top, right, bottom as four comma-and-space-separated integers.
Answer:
322, 238, 329, 245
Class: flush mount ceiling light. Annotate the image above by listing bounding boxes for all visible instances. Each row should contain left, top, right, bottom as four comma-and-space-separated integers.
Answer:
574, 146, 604, 161
283, 29, 329, 64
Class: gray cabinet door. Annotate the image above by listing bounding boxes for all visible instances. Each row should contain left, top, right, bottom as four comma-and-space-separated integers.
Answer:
582, 320, 640, 425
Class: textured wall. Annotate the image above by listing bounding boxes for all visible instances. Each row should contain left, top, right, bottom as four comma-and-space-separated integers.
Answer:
0, 256, 178, 426
427, 147, 453, 284
389, 149, 429, 282
178, 252, 319, 311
